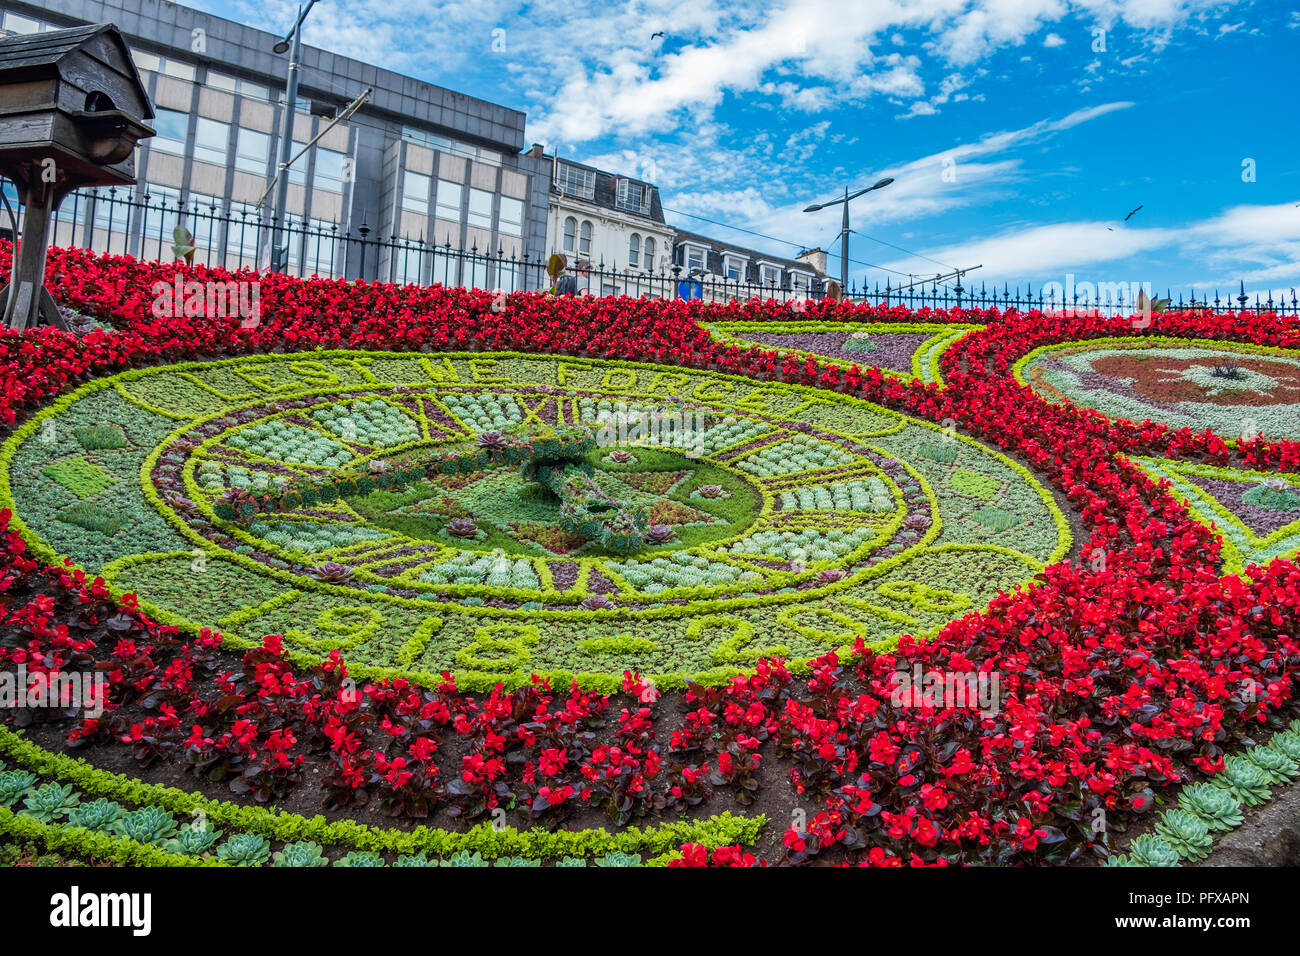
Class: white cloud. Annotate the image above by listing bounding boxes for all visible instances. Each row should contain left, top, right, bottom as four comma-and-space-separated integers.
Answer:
880, 201, 1300, 291
1043, 32, 1066, 46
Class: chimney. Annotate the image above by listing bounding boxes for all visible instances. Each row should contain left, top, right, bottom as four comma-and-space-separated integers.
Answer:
527, 143, 546, 159
797, 247, 828, 276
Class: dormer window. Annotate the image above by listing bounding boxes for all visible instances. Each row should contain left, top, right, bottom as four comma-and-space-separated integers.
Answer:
722, 254, 746, 281
556, 163, 595, 201
615, 179, 647, 213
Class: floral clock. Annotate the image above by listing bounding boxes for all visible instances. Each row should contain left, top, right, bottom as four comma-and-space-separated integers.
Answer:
1, 351, 1070, 690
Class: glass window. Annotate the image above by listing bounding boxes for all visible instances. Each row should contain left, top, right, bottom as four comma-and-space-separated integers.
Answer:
163, 58, 197, 82
402, 171, 431, 214
2, 13, 41, 34
235, 128, 271, 174
467, 188, 493, 228
563, 217, 576, 252
401, 128, 501, 166
314, 149, 347, 193
557, 164, 595, 201
208, 72, 237, 93
723, 256, 743, 281
193, 118, 229, 166
498, 197, 523, 237
643, 237, 656, 270
579, 220, 592, 255
150, 109, 189, 155
760, 265, 780, 286
628, 233, 640, 267
435, 181, 462, 221
686, 246, 705, 271
616, 179, 646, 213
288, 140, 309, 185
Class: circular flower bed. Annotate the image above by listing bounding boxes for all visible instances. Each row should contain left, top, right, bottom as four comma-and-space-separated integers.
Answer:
0, 350, 1066, 690
1017, 336, 1300, 441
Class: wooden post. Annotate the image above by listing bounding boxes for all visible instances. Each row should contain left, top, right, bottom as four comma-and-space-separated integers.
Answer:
2, 166, 68, 331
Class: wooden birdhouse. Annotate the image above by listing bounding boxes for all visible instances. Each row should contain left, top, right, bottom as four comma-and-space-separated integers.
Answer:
0, 23, 155, 330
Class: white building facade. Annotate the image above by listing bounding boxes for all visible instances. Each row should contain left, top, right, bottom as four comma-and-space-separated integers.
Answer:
540, 151, 676, 295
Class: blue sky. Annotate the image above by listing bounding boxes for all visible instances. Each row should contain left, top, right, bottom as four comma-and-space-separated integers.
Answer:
186, 0, 1300, 303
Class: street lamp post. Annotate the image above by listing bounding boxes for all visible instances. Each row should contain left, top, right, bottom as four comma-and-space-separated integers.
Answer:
270, 0, 320, 274
803, 177, 894, 293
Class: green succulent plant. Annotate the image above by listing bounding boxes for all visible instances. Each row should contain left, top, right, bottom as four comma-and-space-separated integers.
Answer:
556, 856, 588, 867
114, 805, 179, 845
1268, 730, 1300, 762
1178, 784, 1244, 831
20, 783, 80, 823
1242, 744, 1300, 784
216, 833, 272, 867
168, 824, 223, 856
1126, 834, 1182, 867
1153, 810, 1214, 862
392, 854, 436, 867
334, 850, 386, 867
66, 798, 126, 833
0, 770, 37, 809
1102, 854, 1138, 867
272, 841, 329, 867
493, 856, 541, 867
593, 851, 642, 867
1213, 756, 1274, 806
440, 850, 488, 867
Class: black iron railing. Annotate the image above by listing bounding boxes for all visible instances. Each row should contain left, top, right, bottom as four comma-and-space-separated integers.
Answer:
3, 183, 1296, 317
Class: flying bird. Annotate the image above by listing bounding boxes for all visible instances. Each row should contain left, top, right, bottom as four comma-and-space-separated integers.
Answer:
1123, 204, 1143, 221
651, 31, 665, 39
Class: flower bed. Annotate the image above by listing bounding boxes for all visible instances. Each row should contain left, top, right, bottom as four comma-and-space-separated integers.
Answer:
1, 242, 1299, 867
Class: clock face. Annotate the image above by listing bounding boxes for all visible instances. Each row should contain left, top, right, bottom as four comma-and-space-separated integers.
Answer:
3, 351, 1069, 689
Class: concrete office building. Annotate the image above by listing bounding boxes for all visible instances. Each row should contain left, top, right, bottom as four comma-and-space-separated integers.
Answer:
0, 0, 547, 285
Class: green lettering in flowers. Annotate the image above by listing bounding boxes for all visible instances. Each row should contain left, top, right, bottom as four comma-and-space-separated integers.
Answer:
468, 359, 508, 384
686, 614, 788, 664
600, 368, 638, 390
287, 361, 342, 386
285, 605, 384, 653
776, 606, 871, 646
518, 396, 550, 427
727, 387, 775, 415
644, 372, 688, 397
555, 361, 594, 386
231, 368, 299, 393
692, 380, 733, 403
418, 357, 462, 383
396, 615, 445, 667
332, 356, 380, 383
875, 580, 971, 614
178, 371, 259, 403
456, 623, 541, 672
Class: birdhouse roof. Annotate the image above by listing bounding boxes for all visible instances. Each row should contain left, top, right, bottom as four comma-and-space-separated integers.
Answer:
0, 22, 153, 119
